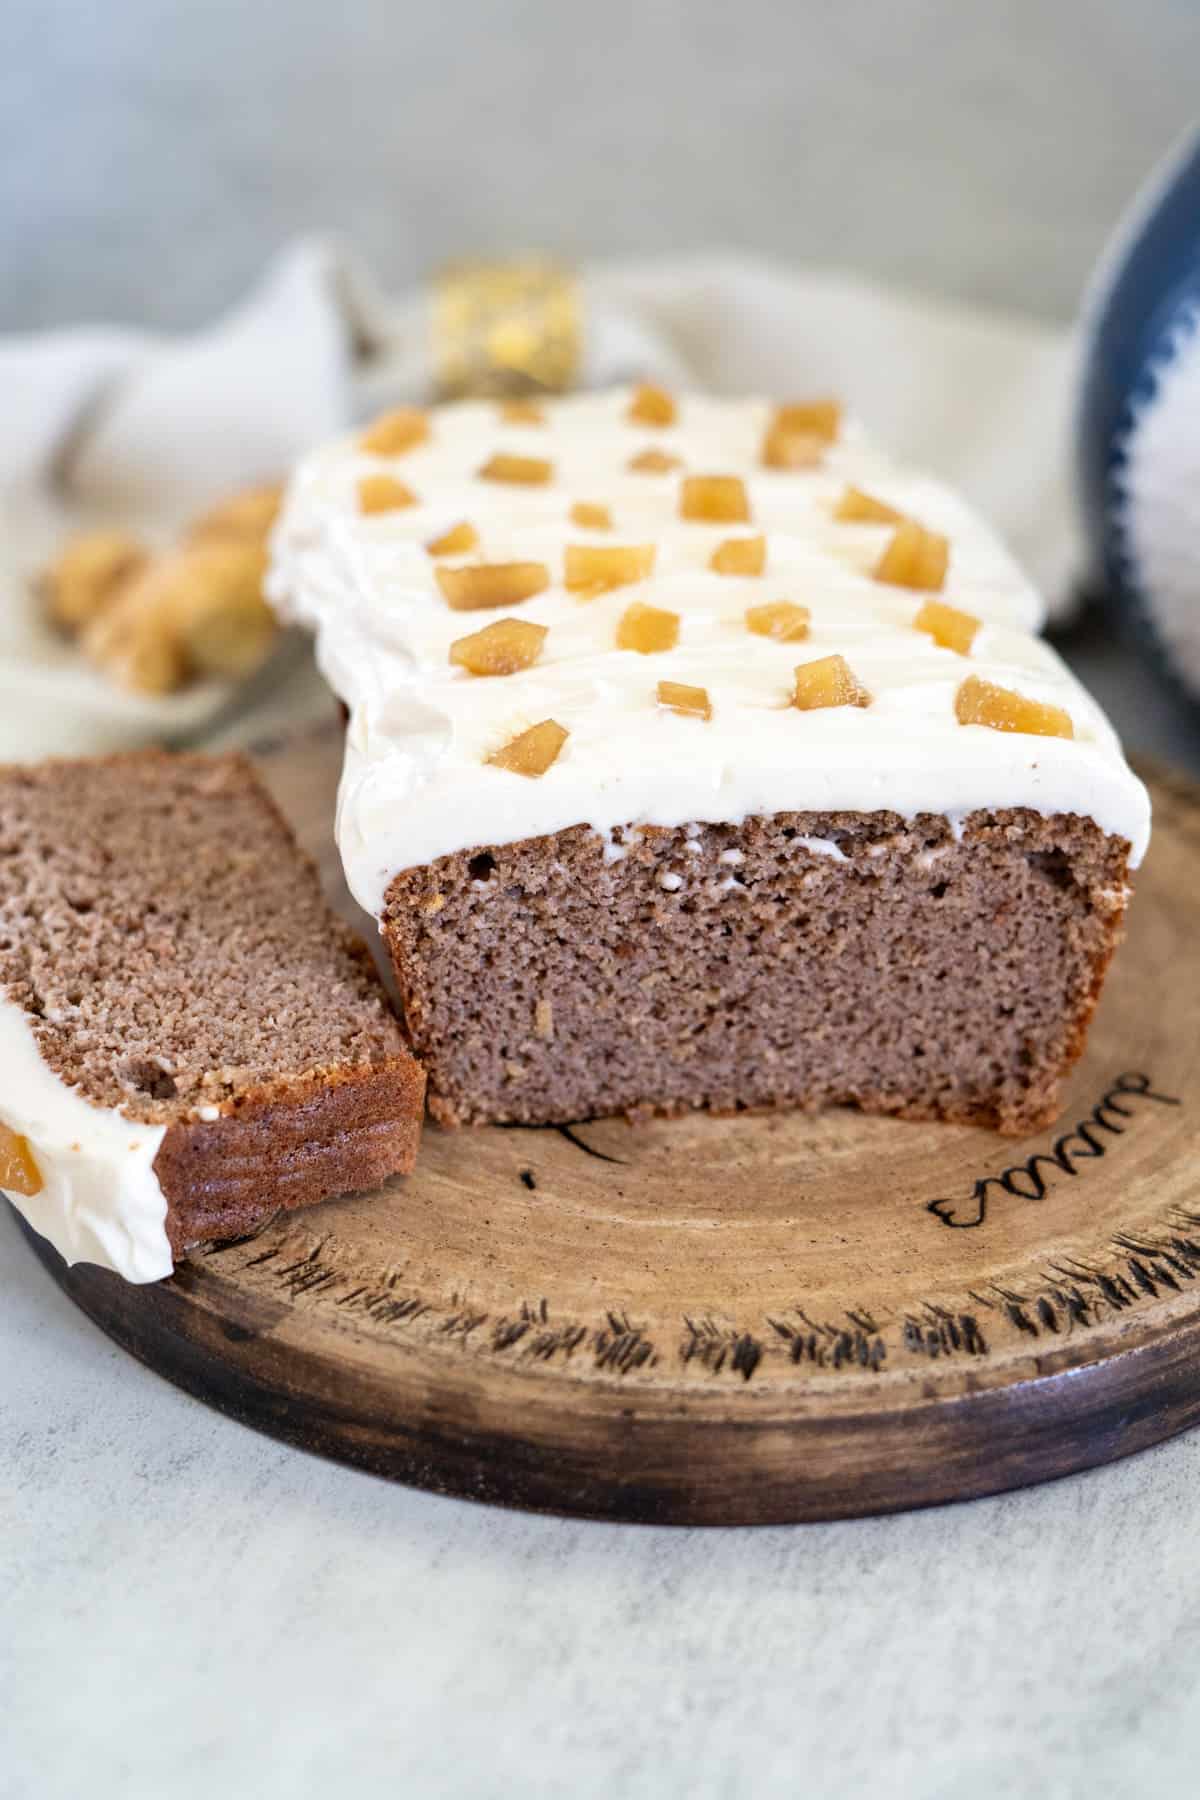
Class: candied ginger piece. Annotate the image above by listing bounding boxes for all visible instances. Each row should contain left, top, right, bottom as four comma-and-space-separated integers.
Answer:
435, 561, 549, 611
426, 521, 479, 557
83, 543, 273, 689
761, 422, 824, 470
629, 448, 682, 474
0, 1122, 42, 1197
166, 546, 276, 681
80, 578, 188, 695
499, 399, 545, 424
358, 474, 418, 515
745, 601, 810, 642
955, 676, 1073, 739
478, 452, 553, 485
570, 501, 613, 530
487, 719, 568, 776
627, 383, 677, 427
680, 475, 750, 523
450, 617, 548, 676
775, 399, 841, 442
792, 654, 871, 711
874, 520, 949, 591
359, 407, 429, 456
616, 601, 680, 654
565, 543, 656, 594
711, 534, 766, 576
187, 484, 284, 547
41, 530, 148, 633
914, 598, 980, 656
834, 485, 903, 524
657, 680, 711, 720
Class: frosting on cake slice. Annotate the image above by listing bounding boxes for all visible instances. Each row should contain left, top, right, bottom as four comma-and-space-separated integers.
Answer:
270, 388, 1149, 917
0, 752, 423, 1282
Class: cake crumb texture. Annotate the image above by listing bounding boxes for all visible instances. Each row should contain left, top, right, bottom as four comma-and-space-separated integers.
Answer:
384, 809, 1130, 1136
0, 751, 423, 1250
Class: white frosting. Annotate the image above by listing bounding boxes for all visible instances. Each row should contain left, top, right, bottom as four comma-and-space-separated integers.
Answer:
270, 388, 1150, 914
0, 996, 171, 1283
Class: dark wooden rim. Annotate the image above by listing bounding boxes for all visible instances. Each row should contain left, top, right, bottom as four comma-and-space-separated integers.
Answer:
21, 1214, 1200, 1525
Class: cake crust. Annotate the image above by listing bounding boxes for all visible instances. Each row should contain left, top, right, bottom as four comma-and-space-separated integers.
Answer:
154, 1061, 424, 1253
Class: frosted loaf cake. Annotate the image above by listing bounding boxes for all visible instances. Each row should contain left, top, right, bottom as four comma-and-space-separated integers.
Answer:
0, 753, 424, 1281
271, 388, 1151, 1134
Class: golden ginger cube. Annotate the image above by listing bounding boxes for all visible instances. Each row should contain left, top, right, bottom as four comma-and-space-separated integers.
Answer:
81, 592, 189, 695
834, 485, 903, 525
792, 654, 871, 711
359, 407, 429, 456
41, 530, 148, 633
774, 399, 841, 442
477, 452, 553, 485
628, 448, 682, 474
616, 601, 680, 654
450, 617, 548, 676
874, 520, 949, 591
657, 680, 711, 720
761, 423, 824, 470
499, 399, 545, 425
114, 637, 187, 695
680, 475, 750, 523
711, 534, 766, 576
627, 383, 677, 427
745, 601, 811, 642
82, 543, 274, 690
569, 501, 613, 531
955, 676, 1073, 739
0, 1122, 42, 1197
176, 567, 276, 679
564, 543, 656, 594
426, 520, 479, 557
914, 598, 980, 656
187, 483, 284, 547
435, 561, 549, 611
358, 474, 418, 515
487, 718, 568, 776
159, 545, 274, 680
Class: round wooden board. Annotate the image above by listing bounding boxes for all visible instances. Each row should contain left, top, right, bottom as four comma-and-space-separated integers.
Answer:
18, 720, 1200, 1524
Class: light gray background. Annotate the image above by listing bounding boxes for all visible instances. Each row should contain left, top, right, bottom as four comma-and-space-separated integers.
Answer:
2, 0, 1198, 330
6, 11, 1200, 1798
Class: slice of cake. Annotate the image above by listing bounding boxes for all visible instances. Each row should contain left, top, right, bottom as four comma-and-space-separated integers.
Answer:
270, 387, 1151, 1136
0, 752, 424, 1281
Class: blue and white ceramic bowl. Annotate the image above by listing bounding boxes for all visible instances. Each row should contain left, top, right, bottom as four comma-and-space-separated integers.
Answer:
1077, 126, 1200, 703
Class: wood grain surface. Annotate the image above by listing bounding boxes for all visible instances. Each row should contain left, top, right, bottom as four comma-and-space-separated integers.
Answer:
18, 722, 1200, 1523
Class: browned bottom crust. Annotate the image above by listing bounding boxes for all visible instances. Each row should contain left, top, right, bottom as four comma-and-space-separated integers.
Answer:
155, 1059, 425, 1254
381, 809, 1132, 1137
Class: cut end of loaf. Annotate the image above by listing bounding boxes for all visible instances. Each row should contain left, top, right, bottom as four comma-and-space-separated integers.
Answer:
381, 809, 1131, 1137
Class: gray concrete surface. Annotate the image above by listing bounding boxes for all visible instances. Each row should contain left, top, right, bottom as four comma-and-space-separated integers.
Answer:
2, 0, 1197, 331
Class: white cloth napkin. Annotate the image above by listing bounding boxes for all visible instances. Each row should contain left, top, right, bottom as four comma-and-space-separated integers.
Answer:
0, 239, 1079, 758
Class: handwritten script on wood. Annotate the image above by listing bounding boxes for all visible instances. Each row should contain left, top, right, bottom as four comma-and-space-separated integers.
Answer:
927, 1072, 1181, 1229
